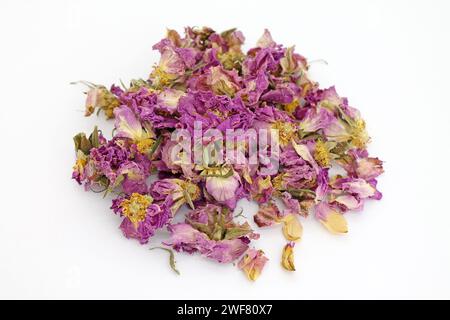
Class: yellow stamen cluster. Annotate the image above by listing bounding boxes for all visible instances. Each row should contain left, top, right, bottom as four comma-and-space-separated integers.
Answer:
167, 179, 201, 214
73, 150, 87, 173
314, 139, 331, 167
272, 121, 296, 146
272, 173, 286, 191
180, 180, 201, 202
84, 87, 120, 119
199, 164, 233, 178
136, 138, 155, 154
218, 50, 244, 70
257, 176, 272, 193
73, 158, 86, 173
150, 66, 176, 89
350, 119, 369, 148
100, 90, 121, 119
211, 109, 229, 120
120, 193, 152, 227
284, 99, 299, 114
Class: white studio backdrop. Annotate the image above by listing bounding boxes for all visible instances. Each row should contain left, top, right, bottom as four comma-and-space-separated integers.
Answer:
0, 0, 449, 299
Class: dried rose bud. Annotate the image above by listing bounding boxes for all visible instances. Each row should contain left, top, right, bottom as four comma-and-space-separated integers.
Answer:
85, 87, 101, 117
281, 242, 296, 271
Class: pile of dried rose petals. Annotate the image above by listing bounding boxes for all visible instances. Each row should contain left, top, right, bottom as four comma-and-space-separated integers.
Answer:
72, 27, 383, 281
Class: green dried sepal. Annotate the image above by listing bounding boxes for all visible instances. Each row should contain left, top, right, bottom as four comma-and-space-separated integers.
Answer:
149, 247, 180, 275
73, 133, 92, 154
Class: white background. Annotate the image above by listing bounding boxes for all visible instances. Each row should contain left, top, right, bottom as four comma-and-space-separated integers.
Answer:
1, 0, 449, 299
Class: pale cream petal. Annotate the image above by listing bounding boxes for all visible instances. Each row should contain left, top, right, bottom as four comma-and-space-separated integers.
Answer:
282, 214, 303, 242
320, 212, 348, 234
